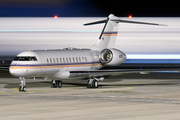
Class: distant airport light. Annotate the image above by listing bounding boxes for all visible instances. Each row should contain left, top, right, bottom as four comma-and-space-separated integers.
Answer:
129, 15, 132, 18
54, 15, 58, 18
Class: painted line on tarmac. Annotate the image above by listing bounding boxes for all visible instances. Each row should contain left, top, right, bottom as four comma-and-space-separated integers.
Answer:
140, 93, 180, 100
1, 86, 133, 95
0, 88, 61, 94
71, 87, 133, 96
119, 82, 158, 85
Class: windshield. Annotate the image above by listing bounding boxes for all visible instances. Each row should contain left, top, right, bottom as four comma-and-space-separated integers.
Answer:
14, 56, 37, 61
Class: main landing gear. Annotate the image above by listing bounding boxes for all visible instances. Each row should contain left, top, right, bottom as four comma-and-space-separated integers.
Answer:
87, 77, 104, 88
19, 77, 26, 92
51, 80, 62, 88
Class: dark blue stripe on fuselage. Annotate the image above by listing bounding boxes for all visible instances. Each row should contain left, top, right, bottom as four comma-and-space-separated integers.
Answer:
103, 32, 118, 34
10, 61, 101, 66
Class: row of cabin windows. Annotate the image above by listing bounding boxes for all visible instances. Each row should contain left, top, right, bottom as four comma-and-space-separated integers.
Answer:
46, 57, 87, 64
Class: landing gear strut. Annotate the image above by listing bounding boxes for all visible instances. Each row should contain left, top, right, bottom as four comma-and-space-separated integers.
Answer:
51, 80, 62, 88
19, 77, 26, 92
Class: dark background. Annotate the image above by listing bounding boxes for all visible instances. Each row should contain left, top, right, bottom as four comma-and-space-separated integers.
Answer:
0, 0, 179, 17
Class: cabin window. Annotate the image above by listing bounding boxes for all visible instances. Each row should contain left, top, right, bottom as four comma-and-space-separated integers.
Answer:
63, 58, 65, 63
76, 57, 78, 62
66, 58, 68, 63
79, 57, 81, 62
69, 58, 71, 62
82, 57, 84, 61
85, 57, 87, 62
47, 59, 49, 63
59, 58, 62, 63
50, 58, 52, 63
56, 58, 59, 63
53, 58, 55, 63
73, 57, 75, 62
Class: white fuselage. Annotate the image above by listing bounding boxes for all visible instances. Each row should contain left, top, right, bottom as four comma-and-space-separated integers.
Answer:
9, 48, 102, 79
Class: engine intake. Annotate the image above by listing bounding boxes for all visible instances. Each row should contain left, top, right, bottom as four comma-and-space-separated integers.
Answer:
100, 49, 113, 63
100, 48, 126, 66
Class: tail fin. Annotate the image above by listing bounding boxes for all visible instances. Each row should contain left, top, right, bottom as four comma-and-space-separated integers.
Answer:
85, 14, 119, 51
84, 14, 167, 51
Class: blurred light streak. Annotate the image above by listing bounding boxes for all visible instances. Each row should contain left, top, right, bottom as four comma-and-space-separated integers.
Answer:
127, 54, 180, 59
0, 30, 100, 33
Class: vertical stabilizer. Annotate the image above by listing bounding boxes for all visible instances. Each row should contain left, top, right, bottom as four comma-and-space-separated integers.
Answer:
92, 14, 119, 51
83, 14, 166, 51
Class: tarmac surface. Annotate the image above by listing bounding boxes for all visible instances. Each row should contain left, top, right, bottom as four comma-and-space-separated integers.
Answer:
1, 71, 180, 120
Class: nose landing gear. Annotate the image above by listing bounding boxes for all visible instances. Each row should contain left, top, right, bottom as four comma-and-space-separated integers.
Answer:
19, 77, 26, 92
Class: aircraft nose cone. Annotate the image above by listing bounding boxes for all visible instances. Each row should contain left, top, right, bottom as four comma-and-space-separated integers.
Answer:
9, 64, 20, 77
9, 66, 16, 76
9, 68, 13, 74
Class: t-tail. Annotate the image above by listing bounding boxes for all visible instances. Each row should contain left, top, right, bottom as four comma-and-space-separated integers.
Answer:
84, 14, 167, 51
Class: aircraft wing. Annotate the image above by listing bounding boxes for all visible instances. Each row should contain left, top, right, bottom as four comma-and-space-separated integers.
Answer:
0, 67, 9, 71
70, 69, 180, 78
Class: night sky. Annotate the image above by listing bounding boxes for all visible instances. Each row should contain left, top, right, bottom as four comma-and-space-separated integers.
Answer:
0, 0, 179, 17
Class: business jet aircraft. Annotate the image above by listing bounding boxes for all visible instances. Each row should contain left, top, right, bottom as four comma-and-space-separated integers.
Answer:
9, 14, 166, 92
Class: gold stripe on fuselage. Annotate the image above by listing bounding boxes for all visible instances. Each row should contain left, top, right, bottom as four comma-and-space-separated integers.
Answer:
9, 63, 101, 69
102, 34, 117, 36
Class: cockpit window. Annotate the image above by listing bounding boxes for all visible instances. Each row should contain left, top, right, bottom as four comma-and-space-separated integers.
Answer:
14, 56, 37, 61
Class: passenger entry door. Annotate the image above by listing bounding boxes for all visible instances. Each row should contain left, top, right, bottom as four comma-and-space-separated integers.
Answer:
37, 53, 46, 76
25, 64, 29, 75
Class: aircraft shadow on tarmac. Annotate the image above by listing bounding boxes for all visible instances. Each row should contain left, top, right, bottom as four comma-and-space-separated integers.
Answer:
1, 80, 180, 89
1, 71, 180, 88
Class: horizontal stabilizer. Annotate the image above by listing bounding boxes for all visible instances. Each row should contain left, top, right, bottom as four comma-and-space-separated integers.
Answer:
111, 19, 167, 26
84, 18, 167, 26
84, 19, 106, 26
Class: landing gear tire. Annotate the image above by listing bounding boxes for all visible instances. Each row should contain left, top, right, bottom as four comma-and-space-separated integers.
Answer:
87, 82, 92, 88
93, 80, 98, 88
23, 87, 26, 92
51, 80, 57, 88
57, 80, 62, 88
19, 86, 26, 92
87, 79, 98, 88
19, 77, 26, 92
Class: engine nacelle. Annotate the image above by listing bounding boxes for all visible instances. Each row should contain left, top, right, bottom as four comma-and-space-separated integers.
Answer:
100, 48, 126, 66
